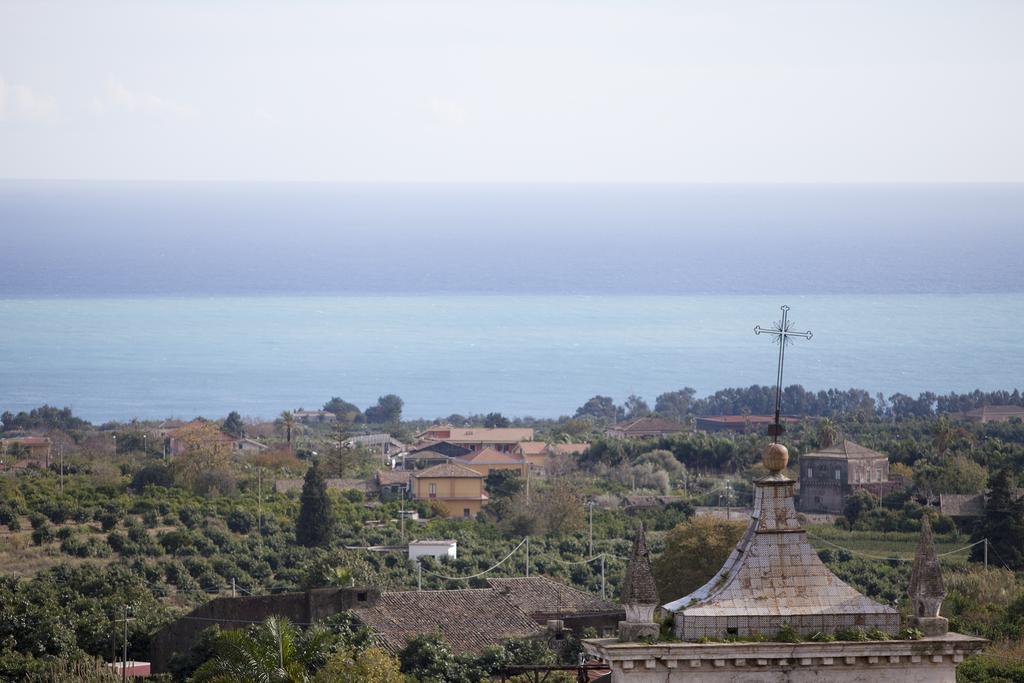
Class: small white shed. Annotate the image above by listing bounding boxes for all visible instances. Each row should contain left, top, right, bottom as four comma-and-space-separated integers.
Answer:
408, 539, 457, 561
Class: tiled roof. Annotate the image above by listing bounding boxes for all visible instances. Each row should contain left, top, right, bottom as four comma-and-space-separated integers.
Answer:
964, 405, 1024, 422
550, 443, 589, 455
609, 417, 686, 434
515, 441, 549, 455
457, 447, 525, 465
353, 589, 541, 654
377, 470, 412, 486
0, 436, 52, 445
621, 524, 659, 605
486, 576, 622, 619
417, 426, 536, 443
800, 439, 887, 461
697, 415, 799, 424
412, 462, 484, 479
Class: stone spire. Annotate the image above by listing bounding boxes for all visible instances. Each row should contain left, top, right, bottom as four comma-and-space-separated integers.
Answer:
618, 522, 660, 642
663, 441, 899, 640
908, 516, 949, 636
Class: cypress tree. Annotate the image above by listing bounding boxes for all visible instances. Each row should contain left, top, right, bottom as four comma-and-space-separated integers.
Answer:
971, 467, 1024, 569
296, 461, 334, 547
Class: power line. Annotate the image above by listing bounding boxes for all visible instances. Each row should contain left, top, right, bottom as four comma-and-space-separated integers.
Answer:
422, 537, 528, 581
805, 533, 985, 562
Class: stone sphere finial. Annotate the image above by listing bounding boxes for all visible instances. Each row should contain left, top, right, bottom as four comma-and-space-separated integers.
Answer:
763, 443, 789, 472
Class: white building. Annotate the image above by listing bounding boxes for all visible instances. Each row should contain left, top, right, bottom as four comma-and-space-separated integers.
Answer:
408, 539, 457, 562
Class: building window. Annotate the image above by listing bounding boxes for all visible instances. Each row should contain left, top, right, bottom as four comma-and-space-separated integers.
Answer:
834, 469, 841, 481
429, 483, 437, 498
806, 467, 812, 479
463, 508, 470, 518
876, 466, 882, 482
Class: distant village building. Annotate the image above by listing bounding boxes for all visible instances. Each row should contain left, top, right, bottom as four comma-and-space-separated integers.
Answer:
605, 417, 686, 439
513, 440, 549, 471
585, 442, 985, 681
407, 539, 457, 561
292, 410, 337, 423
415, 425, 535, 453
695, 414, 799, 433
411, 461, 489, 518
0, 436, 52, 463
455, 447, 528, 477
376, 470, 412, 499
798, 439, 899, 514
345, 433, 407, 459
548, 442, 589, 456
233, 437, 268, 452
958, 405, 1024, 423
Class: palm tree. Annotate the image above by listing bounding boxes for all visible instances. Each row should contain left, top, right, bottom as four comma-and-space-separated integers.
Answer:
817, 417, 839, 449
279, 411, 297, 448
191, 616, 333, 683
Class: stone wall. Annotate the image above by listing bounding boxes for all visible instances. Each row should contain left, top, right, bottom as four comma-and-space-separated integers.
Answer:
150, 587, 379, 673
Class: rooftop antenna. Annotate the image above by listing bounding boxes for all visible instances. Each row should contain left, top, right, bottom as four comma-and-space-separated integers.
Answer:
754, 305, 812, 443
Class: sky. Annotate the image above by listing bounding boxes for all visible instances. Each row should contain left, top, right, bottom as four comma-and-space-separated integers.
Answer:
1, 1, 1023, 183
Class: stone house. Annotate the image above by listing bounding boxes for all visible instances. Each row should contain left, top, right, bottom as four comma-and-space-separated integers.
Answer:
797, 439, 899, 514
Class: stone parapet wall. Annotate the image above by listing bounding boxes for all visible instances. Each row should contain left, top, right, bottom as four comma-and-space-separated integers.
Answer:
585, 635, 985, 683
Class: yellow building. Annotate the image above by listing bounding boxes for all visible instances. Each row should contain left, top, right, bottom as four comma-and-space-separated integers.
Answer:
512, 441, 549, 472
411, 462, 489, 518
456, 447, 528, 477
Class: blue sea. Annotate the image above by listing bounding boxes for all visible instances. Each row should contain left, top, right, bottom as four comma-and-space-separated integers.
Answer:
0, 182, 1022, 422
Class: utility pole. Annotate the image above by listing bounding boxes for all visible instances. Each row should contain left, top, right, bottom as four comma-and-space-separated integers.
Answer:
416, 561, 422, 591
116, 605, 133, 683
257, 466, 263, 537
984, 538, 988, 568
400, 488, 406, 542
525, 537, 530, 577
600, 555, 605, 600
231, 578, 236, 598
587, 501, 594, 557
59, 443, 64, 495
525, 463, 531, 505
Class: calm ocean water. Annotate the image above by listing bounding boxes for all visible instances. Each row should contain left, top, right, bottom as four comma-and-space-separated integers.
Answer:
0, 294, 1021, 422
1, 182, 1022, 422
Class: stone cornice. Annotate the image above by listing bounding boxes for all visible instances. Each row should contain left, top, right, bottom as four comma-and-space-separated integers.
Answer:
584, 633, 987, 671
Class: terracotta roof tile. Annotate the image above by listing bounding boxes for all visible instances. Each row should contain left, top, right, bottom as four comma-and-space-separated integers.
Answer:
486, 576, 622, 619
353, 589, 541, 654
412, 462, 485, 479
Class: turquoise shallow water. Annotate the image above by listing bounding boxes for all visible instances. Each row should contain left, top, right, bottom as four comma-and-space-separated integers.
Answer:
0, 294, 1021, 422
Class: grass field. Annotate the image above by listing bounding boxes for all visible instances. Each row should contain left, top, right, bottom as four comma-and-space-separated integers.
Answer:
805, 525, 974, 565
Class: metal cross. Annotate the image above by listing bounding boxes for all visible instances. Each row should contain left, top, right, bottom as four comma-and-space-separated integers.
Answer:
754, 305, 812, 442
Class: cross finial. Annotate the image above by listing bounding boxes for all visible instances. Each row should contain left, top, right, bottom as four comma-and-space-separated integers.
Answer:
754, 305, 812, 443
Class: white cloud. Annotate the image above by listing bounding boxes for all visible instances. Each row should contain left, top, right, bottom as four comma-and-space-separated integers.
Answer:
90, 76, 197, 119
0, 76, 57, 122
428, 96, 467, 127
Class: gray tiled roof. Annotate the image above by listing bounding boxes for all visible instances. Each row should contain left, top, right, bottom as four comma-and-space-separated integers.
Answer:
487, 576, 622, 618
663, 471, 899, 640
800, 439, 887, 461
352, 588, 541, 654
